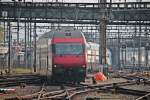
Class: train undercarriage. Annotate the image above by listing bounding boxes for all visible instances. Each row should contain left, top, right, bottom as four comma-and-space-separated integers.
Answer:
51, 66, 86, 83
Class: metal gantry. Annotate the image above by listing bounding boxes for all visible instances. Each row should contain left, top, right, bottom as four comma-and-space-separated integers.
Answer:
0, 2, 150, 23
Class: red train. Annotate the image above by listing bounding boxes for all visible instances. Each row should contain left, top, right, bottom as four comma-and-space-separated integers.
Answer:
45, 28, 87, 83
37, 28, 112, 83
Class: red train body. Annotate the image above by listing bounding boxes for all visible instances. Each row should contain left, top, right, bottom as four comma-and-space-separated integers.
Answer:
49, 28, 87, 82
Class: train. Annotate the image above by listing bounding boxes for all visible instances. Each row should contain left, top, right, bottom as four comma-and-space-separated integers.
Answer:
37, 28, 87, 83
36, 28, 112, 83
86, 42, 112, 73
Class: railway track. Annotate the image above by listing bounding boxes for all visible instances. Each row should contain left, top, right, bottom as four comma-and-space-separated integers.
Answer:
2, 72, 150, 100
6, 79, 149, 100
136, 93, 150, 100
0, 74, 45, 87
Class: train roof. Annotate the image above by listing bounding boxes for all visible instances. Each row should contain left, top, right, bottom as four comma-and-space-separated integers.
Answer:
53, 28, 84, 38
87, 42, 99, 49
38, 28, 84, 40
37, 28, 85, 47
38, 31, 54, 40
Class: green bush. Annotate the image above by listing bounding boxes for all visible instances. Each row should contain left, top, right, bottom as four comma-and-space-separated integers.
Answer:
0, 26, 4, 43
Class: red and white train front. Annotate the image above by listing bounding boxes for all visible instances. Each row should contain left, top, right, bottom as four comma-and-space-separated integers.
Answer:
50, 28, 87, 82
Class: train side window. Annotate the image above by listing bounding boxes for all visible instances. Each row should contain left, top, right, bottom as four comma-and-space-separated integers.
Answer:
52, 44, 55, 53
65, 32, 71, 36
82, 44, 86, 53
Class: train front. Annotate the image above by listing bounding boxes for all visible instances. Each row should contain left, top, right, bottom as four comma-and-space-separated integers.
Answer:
51, 29, 87, 83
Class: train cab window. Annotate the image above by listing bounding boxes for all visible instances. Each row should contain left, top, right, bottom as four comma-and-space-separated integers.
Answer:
65, 32, 71, 36
54, 43, 84, 55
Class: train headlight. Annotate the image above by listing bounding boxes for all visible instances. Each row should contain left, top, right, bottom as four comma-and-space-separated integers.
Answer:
54, 65, 57, 67
82, 65, 86, 67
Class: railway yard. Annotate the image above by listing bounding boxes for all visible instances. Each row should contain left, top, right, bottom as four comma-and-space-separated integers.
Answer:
1, 0, 150, 100
0, 70, 149, 100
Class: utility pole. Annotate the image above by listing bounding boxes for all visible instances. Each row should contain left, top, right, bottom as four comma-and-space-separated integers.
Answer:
8, 21, 11, 74
33, 22, 37, 72
117, 28, 121, 69
99, 0, 108, 75
29, 19, 32, 68
138, 23, 141, 70
138, 0, 142, 70
24, 19, 27, 68
145, 26, 149, 67
17, 0, 21, 67
27, 20, 30, 67
100, 18, 107, 66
